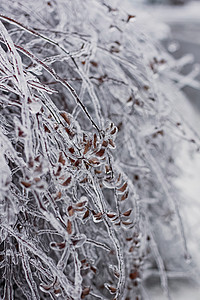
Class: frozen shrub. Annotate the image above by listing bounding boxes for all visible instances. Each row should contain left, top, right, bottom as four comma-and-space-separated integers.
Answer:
0, 0, 199, 299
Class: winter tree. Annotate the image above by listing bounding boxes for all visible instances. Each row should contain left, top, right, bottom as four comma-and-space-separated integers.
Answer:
0, 0, 199, 299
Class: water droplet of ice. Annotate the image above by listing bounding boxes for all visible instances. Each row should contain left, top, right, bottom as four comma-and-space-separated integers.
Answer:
168, 41, 179, 53
29, 100, 42, 114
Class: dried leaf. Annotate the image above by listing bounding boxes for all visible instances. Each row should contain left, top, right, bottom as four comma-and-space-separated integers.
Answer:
88, 157, 100, 165
90, 266, 97, 273
55, 191, 62, 200
152, 130, 164, 138
59, 152, 65, 165
54, 289, 61, 295
94, 212, 102, 218
110, 122, 114, 129
102, 140, 108, 147
35, 163, 42, 173
110, 127, 117, 135
117, 173, 121, 182
81, 287, 90, 299
110, 46, 120, 53
127, 96, 133, 103
123, 209, 132, 217
129, 246, 134, 253
114, 270, 120, 278
90, 60, 98, 67
65, 127, 74, 137
74, 207, 85, 212
67, 220, 72, 235
44, 124, 50, 133
94, 216, 102, 221
117, 182, 128, 192
129, 271, 139, 280
82, 133, 87, 142
37, 184, 45, 190
107, 285, 117, 294
122, 221, 132, 226
83, 141, 91, 155
134, 174, 139, 181
80, 177, 88, 183
62, 176, 72, 186
94, 170, 102, 174
108, 139, 115, 148
35, 156, 40, 162
34, 177, 40, 183
127, 14, 136, 22
74, 160, 80, 167
21, 181, 31, 188
76, 201, 87, 208
121, 191, 129, 201
50, 242, 66, 250
95, 148, 105, 157
72, 235, 86, 247
18, 127, 26, 137
68, 147, 75, 154
93, 133, 97, 149
60, 112, 70, 125
105, 165, 110, 173
40, 284, 52, 292
107, 213, 116, 218
115, 221, 121, 226
69, 158, 75, 164
55, 165, 62, 177
82, 210, 89, 220
68, 206, 74, 217
28, 158, 34, 168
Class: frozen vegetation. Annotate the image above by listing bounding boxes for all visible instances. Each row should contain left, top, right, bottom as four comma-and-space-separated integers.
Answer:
0, 0, 199, 299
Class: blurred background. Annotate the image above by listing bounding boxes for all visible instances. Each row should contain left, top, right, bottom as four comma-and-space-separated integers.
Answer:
134, 1, 200, 299
146, 0, 200, 114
